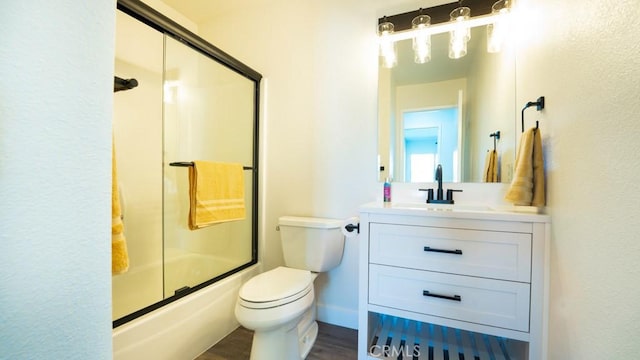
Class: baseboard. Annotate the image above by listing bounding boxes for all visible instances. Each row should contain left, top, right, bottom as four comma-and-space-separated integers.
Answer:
316, 303, 358, 330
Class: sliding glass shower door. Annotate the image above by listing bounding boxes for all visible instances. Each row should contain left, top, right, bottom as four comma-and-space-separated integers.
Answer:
162, 36, 256, 297
112, 9, 164, 322
112, 5, 259, 326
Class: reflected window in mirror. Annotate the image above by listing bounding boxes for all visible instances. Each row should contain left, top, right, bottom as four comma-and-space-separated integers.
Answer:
403, 107, 459, 183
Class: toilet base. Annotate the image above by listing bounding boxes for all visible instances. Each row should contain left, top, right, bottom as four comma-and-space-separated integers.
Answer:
296, 301, 318, 359
248, 307, 318, 360
236, 271, 322, 360
298, 320, 318, 359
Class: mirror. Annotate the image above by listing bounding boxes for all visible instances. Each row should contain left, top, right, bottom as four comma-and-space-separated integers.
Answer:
378, 25, 516, 183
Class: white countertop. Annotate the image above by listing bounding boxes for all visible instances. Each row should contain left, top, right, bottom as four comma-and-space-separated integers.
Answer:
360, 201, 551, 223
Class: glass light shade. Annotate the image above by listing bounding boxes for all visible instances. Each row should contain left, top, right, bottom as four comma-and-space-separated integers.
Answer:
448, 7, 471, 59
378, 22, 397, 68
411, 14, 432, 64
449, 37, 468, 59
487, 0, 511, 53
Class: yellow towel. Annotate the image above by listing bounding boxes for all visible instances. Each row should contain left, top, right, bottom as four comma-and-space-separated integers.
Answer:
189, 161, 245, 230
505, 128, 545, 206
112, 140, 129, 275
482, 149, 499, 183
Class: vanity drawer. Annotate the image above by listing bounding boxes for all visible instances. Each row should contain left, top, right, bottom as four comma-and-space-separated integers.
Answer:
369, 264, 530, 332
369, 223, 531, 282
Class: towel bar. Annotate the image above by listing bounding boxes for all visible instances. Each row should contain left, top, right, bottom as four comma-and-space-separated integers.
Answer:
169, 161, 253, 170
521, 96, 545, 132
489, 131, 500, 151
114, 76, 138, 92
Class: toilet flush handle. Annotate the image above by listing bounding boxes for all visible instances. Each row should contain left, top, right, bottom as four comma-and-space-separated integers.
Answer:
345, 223, 359, 234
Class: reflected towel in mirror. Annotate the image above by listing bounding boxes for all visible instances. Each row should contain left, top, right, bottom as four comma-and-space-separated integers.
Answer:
483, 150, 499, 183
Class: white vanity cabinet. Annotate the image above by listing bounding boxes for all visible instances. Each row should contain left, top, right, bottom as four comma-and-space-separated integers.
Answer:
358, 203, 550, 360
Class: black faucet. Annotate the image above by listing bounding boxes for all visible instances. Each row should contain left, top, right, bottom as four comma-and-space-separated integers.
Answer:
419, 164, 462, 204
435, 164, 444, 201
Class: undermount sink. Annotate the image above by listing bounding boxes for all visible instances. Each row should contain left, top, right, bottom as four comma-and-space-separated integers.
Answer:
390, 202, 493, 212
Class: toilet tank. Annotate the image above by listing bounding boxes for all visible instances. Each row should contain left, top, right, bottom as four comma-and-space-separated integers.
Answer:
278, 216, 345, 272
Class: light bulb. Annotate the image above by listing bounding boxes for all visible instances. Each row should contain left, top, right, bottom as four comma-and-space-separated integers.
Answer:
411, 14, 431, 64
448, 7, 471, 59
487, 0, 511, 53
378, 22, 397, 68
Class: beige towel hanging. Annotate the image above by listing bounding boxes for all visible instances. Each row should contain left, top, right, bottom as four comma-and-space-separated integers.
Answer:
112, 139, 129, 275
505, 128, 545, 206
188, 161, 246, 230
483, 150, 499, 183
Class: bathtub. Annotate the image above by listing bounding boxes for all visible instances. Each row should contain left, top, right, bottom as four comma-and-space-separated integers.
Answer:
113, 254, 260, 360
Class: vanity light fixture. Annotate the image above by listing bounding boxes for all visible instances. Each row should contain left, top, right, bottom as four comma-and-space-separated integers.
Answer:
377, 0, 512, 66
448, 6, 471, 59
486, 0, 511, 53
378, 20, 398, 69
411, 12, 432, 64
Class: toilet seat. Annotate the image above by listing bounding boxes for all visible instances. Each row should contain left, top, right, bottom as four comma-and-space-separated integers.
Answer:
238, 267, 312, 309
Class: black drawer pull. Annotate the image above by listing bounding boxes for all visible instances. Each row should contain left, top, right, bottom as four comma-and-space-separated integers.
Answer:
423, 246, 462, 255
423, 290, 462, 302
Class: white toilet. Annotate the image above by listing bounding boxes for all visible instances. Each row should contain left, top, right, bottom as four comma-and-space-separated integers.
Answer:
235, 216, 345, 360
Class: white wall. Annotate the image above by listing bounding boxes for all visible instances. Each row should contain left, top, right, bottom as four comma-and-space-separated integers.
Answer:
197, 0, 640, 356
516, 0, 640, 358
0, 1, 115, 359
198, 0, 380, 328
3, 0, 639, 358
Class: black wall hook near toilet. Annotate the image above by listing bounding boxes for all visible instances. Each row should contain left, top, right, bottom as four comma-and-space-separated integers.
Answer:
521, 96, 545, 132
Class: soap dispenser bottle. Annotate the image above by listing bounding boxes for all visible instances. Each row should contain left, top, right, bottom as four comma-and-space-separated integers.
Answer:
383, 178, 391, 203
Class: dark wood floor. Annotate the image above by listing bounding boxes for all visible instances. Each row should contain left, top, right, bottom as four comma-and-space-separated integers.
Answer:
196, 322, 358, 360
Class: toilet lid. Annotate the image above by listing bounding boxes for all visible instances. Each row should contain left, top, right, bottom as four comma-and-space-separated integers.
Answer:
239, 267, 312, 303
